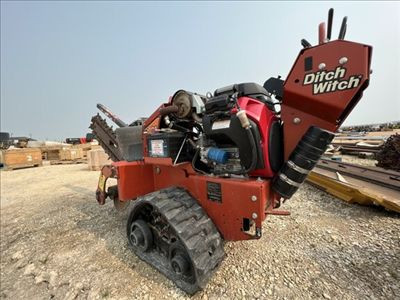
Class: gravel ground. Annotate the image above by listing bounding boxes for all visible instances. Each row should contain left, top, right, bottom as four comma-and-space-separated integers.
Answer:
1, 164, 399, 300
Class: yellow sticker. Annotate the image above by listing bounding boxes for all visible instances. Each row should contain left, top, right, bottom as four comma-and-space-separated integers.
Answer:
98, 175, 106, 191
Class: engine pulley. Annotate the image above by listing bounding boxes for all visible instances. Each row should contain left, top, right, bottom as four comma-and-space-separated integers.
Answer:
171, 90, 192, 118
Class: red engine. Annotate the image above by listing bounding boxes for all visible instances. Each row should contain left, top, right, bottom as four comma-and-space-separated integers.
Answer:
140, 83, 284, 181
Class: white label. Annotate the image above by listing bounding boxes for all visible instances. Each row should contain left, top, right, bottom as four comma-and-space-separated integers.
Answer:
26, 155, 32, 162
212, 119, 231, 130
151, 140, 164, 156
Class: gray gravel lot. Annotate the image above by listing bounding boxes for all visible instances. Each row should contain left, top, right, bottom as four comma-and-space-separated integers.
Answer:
1, 164, 399, 299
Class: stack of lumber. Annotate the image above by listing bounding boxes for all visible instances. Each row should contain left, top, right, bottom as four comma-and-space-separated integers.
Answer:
43, 147, 83, 162
41, 145, 69, 160
39, 142, 101, 164
0, 148, 42, 170
74, 143, 101, 159
87, 149, 112, 171
59, 148, 84, 160
331, 134, 385, 156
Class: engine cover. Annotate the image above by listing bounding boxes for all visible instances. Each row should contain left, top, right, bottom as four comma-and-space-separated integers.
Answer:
203, 96, 282, 178
237, 97, 282, 178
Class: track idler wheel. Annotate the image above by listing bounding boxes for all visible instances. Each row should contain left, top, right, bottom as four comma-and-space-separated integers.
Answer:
128, 219, 153, 252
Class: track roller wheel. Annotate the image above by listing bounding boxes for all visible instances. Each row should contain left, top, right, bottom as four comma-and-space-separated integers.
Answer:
126, 187, 225, 294
171, 253, 190, 276
128, 219, 153, 252
169, 243, 194, 282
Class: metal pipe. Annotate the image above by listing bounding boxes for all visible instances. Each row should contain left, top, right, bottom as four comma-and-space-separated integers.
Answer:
159, 105, 179, 116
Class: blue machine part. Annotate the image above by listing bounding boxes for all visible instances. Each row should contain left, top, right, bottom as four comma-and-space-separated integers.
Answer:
207, 147, 229, 164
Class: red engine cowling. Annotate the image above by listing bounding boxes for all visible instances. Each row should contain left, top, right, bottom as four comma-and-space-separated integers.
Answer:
235, 96, 282, 178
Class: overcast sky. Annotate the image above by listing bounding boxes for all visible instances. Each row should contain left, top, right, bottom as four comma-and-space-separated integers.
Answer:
1, 1, 399, 140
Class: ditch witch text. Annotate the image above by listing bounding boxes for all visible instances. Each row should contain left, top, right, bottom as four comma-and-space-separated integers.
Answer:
303, 66, 361, 94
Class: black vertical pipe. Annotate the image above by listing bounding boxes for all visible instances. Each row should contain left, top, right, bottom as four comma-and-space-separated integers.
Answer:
338, 17, 348, 40
327, 8, 334, 40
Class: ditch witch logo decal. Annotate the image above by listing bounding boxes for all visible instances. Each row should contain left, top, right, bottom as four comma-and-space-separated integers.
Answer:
303, 66, 362, 94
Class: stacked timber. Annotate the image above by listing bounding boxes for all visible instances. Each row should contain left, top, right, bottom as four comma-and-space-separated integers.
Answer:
43, 147, 84, 162
59, 148, 84, 160
87, 149, 112, 171
74, 143, 101, 159
331, 133, 386, 156
0, 148, 42, 170
45, 147, 83, 161
41, 145, 70, 160
40, 142, 100, 164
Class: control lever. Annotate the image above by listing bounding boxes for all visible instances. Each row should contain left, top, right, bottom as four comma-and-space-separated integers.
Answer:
327, 8, 334, 40
301, 39, 312, 48
338, 16, 347, 40
319, 22, 326, 44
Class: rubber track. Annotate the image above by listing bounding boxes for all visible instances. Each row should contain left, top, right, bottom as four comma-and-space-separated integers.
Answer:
127, 187, 225, 294
89, 114, 122, 161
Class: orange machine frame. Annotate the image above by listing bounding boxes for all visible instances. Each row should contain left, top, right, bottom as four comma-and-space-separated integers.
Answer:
112, 158, 281, 241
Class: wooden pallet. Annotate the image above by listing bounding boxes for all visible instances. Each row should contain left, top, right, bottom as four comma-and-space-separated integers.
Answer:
2, 163, 41, 171
49, 159, 87, 165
